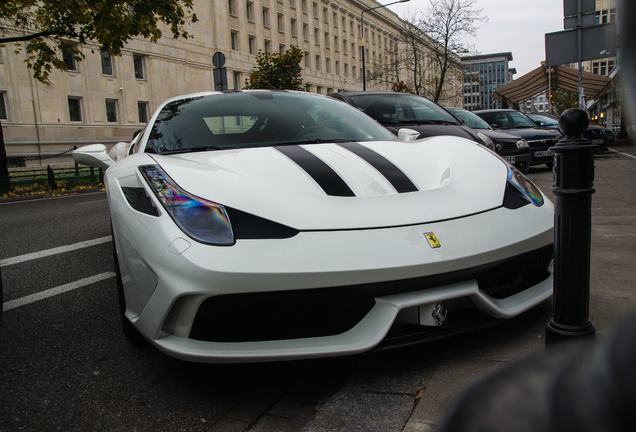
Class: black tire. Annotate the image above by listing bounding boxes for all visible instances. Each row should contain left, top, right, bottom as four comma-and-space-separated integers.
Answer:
0, 266, 3, 322
112, 230, 146, 345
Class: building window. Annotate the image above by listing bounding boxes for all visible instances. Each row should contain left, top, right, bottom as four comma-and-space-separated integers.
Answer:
326, 58, 331, 73
138, 101, 148, 123
62, 47, 77, 71
133, 54, 144, 79
247, 1, 254, 21
315, 55, 321, 70
68, 97, 82, 122
323, 7, 328, 21
231, 31, 239, 50
304, 51, 310, 67
334, 35, 339, 52
302, 0, 307, 13
264, 39, 271, 53
291, 18, 297, 37
100, 51, 113, 76
324, 31, 330, 48
262, 7, 270, 27
0, 92, 7, 120
228, 0, 236, 15
303, 23, 309, 41
233, 71, 242, 90
289, 0, 296, 9
279, 44, 286, 54
312, 2, 317, 17
314, 28, 320, 45
106, 99, 118, 123
248, 35, 256, 54
277, 13, 284, 32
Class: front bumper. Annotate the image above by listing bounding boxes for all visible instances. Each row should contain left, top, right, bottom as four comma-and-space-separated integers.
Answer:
113, 197, 554, 363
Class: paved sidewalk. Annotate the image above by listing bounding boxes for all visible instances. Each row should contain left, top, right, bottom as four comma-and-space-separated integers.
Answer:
299, 139, 636, 432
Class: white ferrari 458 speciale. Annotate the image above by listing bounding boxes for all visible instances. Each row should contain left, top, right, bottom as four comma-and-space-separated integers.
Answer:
74, 90, 554, 363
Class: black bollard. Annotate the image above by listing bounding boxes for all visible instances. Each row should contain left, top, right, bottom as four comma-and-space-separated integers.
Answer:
546, 108, 597, 346
47, 165, 57, 191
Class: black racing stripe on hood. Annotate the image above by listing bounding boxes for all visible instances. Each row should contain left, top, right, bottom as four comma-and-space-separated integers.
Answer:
275, 145, 355, 197
337, 142, 419, 193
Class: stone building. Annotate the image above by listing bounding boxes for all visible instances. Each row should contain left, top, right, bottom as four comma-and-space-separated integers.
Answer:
0, 0, 463, 166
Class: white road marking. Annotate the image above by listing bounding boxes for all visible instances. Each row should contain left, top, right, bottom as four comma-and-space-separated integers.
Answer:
0, 236, 112, 267
0, 191, 106, 206
608, 148, 636, 160
2, 272, 116, 312
74, 199, 109, 206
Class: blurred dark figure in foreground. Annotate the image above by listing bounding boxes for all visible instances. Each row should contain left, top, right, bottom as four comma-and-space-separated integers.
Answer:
436, 313, 636, 432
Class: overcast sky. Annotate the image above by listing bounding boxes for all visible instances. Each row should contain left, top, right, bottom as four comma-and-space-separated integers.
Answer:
388, 0, 565, 78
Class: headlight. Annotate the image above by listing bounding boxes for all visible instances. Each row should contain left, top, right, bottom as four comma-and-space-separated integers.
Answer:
505, 165, 543, 208
516, 138, 529, 148
140, 165, 234, 245
476, 132, 495, 151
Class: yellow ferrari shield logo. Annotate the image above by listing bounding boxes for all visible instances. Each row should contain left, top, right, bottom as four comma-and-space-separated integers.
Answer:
425, 232, 441, 248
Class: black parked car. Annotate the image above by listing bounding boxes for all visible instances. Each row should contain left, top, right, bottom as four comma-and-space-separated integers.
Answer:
526, 112, 611, 151
328, 92, 496, 150
474, 109, 562, 168
446, 107, 532, 173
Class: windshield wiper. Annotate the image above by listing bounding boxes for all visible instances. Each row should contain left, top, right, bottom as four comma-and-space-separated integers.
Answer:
157, 145, 227, 155
276, 138, 356, 146
392, 119, 458, 125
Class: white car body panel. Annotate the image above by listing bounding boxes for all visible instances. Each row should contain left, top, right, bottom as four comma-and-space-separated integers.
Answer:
74, 91, 555, 363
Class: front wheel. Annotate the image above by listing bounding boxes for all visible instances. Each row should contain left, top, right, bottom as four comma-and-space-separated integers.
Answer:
112, 230, 146, 346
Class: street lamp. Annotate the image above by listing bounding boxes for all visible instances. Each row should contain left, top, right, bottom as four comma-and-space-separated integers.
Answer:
361, 0, 410, 91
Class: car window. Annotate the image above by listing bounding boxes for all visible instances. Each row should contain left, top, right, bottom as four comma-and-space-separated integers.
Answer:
144, 92, 396, 154
448, 109, 490, 130
529, 114, 558, 126
345, 94, 459, 125
479, 111, 536, 129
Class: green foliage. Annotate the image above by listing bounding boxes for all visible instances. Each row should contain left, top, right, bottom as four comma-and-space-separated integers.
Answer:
0, 0, 198, 82
244, 46, 304, 90
553, 88, 581, 115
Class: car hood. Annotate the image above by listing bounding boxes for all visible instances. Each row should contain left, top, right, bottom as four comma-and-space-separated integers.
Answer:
500, 127, 561, 143
382, 123, 479, 142
477, 128, 523, 143
145, 137, 509, 230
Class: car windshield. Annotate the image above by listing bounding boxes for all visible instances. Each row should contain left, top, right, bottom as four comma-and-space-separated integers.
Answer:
528, 114, 559, 126
144, 92, 396, 154
343, 93, 460, 125
478, 111, 538, 129
447, 109, 491, 130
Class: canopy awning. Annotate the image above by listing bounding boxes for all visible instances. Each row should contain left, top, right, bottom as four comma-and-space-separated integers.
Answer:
492, 64, 611, 106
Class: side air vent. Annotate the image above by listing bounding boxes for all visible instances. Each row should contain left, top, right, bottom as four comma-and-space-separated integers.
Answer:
121, 186, 160, 216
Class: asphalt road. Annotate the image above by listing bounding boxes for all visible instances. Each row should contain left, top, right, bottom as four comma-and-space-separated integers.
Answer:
1, 147, 631, 431
0, 192, 445, 431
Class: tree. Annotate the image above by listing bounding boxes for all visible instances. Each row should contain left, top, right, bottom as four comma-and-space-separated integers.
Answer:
0, 0, 198, 193
367, 14, 433, 96
244, 46, 304, 90
417, 0, 485, 103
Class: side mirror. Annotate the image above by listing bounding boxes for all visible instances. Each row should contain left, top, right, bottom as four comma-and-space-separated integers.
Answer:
397, 128, 421, 142
73, 144, 114, 170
